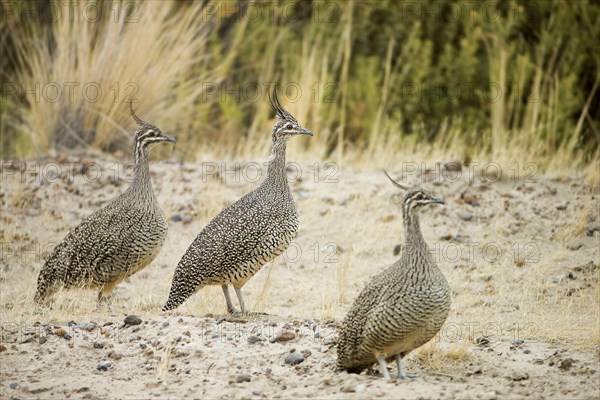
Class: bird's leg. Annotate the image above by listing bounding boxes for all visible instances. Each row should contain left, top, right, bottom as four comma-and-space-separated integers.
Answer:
395, 354, 417, 380
97, 283, 117, 312
222, 285, 239, 314
377, 356, 391, 379
233, 286, 246, 314
233, 286, 268, 316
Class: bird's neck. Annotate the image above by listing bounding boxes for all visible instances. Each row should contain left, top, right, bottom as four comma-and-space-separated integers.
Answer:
402, 209, 430, 258
264, 139, 289, 190
129, 147, 154, 198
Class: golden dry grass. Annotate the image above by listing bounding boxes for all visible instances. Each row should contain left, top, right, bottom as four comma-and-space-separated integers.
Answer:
4, 1, 220, 154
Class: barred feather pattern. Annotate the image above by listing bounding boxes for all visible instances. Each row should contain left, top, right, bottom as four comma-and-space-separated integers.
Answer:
163, 89, 312, 312
34, 112, 174, 303
336, 188, 451, 373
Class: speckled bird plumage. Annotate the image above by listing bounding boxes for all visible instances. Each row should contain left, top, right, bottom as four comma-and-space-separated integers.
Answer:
336, 171, 451, 379
163, 89, 313, 314
34, 104, 175, 304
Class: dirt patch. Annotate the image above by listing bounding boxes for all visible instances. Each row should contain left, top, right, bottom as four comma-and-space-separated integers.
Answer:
1, 156, 598, 399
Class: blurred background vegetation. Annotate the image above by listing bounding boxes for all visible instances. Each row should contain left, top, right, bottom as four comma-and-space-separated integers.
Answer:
1, 0, 599, 176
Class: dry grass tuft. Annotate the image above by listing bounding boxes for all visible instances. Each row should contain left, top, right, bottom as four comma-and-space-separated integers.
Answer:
5, 1, 220, 155
412, 339, 472, 371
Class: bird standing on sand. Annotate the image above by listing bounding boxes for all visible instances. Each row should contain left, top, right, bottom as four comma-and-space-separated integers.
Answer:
336, 171, 451, 379
35, 104, 175, 305
163, 88, 313, 314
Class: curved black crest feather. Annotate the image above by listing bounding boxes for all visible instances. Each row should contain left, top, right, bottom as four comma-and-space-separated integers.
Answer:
129, 101, 145, 125
383, 170, 409, 190
268, 86, 289, 120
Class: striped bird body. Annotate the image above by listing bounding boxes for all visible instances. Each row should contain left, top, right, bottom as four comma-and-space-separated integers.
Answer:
166, 178, 298, 301
34, 105, 175, 304
337, 175, 451, 377
163, 89, 312, 313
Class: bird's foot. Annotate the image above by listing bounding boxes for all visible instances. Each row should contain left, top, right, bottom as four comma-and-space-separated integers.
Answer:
398, 372, 417, 381
227, 307, 241, 315
95, 298, 117, 314
243, 311, 268, 316
228, 307, 267, 316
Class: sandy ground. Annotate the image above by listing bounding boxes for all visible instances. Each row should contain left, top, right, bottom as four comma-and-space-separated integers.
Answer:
0, 153, 599, 399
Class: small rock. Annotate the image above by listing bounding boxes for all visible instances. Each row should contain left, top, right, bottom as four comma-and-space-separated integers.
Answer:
182, 215, 192, 225
585, 225, 600, 237
84, 323, 98, 331
567, 272, 576, 280
55, 328, 66, 337
276, 329, 295, 342
514, 257, 525, 267
462, 193, 475, 205
108, 351, 122, 360
458, 212, 473, 221
63, 333, 72, 341
567, 240, 584, 251
341, 385, 356, 393
556, 203, 568, 210
156, 343, 165, 350
559, 358, 574, 370
174, 348, 189, 358
0, 344, 6, 352
124, 315, 142, 326
247, 335, 261, 344
393, 244, 403, 256
171, 214, 182, 222
482, 391, 498, 400
162, 321, 170, 328
9, 383, 18, 389
301, 349, 312, 358
93, 341, 105, 349
509, 370, 529, 381
235, 374, 251, 383
284, 351, 304, 365
39, 336, 48, 344
96, 362, 111, 371
444, 160, 462, 172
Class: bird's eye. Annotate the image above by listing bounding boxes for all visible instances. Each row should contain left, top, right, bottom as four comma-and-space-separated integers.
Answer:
286, 124, 293, 130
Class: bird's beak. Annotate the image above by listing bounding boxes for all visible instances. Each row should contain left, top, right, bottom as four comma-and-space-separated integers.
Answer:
430, 196, 445, 205
296, 127, 313, 137
163, 135, 176, 143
